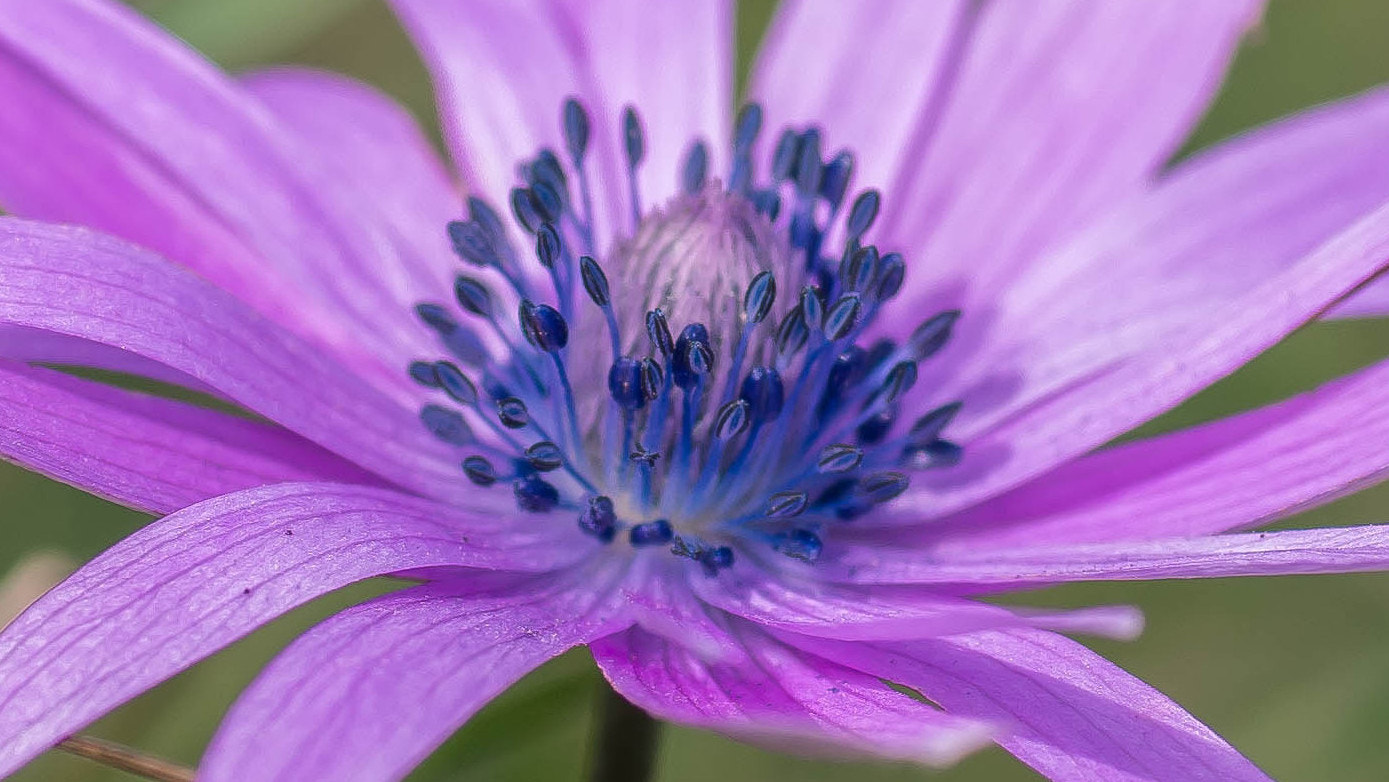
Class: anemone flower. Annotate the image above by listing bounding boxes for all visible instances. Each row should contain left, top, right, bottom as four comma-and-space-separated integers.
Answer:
7, 1, 1389, 780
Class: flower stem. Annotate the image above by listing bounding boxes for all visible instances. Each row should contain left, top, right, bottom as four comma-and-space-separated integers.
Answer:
587, 684, 661, 782
57, 734, 195, 782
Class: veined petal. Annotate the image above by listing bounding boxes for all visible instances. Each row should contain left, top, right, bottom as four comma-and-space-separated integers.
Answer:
792, 630, 1271, 781
592, 622, 994, 767
913, 190, 1389, 517
0, 482, 575, 779
200, 571, 631, 782
827, 525, 1389, 587
0, 361, 378, 515
755, 1, 1261, 307
0, 218, 465, 499
0, 0, 439, 383
872, 356, 1389, 546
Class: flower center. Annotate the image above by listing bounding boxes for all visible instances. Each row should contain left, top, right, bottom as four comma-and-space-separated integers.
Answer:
408, 100, 963, 575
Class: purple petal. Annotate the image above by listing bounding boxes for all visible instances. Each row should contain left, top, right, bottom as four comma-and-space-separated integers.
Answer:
0, 482, 575, 778
0, 217, 469, 500
574, 0, 733, 207
200, 571, 631, 782
871, 357, 1389, 547
792, 630, 1271, 781
0, 361, 379, 514
755, 1, 1261, 305
910, 192, 1389, 518
592, 623, 994, 766
827, 525, 1389, 587
0, 0, 436, 381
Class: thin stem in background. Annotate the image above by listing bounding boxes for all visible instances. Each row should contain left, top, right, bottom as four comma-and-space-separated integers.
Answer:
586, 684, 662, 782
57, 734, 195, 782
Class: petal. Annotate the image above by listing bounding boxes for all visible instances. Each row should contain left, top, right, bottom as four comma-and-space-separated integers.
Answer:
793, 630, 1271, 781
913, 188, 1389, 517
0, 217, 464, 499
0, 482, 570, 778
827, 525, 1389, 587
871, 356, 1389, 547
0, 361, 379, 515
755, 1, 1261, 301
573, 0, 733, 207
200, 571, 631, 782
591, 622, 993, 766
0, 0, 435, 378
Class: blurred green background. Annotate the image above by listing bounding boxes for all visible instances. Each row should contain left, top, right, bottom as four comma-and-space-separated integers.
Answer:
6, 0, 1389, 779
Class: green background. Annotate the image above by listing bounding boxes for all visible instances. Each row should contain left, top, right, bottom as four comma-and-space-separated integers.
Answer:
6, 0, 1389, 779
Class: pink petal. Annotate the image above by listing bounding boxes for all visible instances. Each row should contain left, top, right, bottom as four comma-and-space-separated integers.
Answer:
592, 622, 994, 767
793, 630, 1271, 781
912, 190, 1389, 518
200, 571, 631, 782
0, 218, 464, 500
870, 356, 1389, 547
827, 525, 1389, 587
0, 361, 378, 515
0, 0, 437, 382
754, 1, 1261, 306
0, 482, 574, 778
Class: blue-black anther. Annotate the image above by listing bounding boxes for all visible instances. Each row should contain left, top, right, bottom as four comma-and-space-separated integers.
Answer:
608, 357, 646, 411
530, 180, 563, 224
509, 188, 543, 234
774, 529, 823, 563
845, 190, 881, 240
824, 294, 862, 340
908, 310, 961, 360
875, 253, 906, 300
462, 455, 497, 486
771, 129, 799, 182
529, 149, 568, 201
766, 490, 809, 518
682, 140, 709, 195
818, 443, 864, 473
788, 212, 817, 252
819, 151, 854, 209
856, 408, 895, 445
579, 495, 617, 542
622, 106, 645, 169
751, 189, 781, 220
638, 358, 663, 401
497, 396, 530, 429
453, 276, 493, 317
713, 399, 750, 439
514, 474, 560, 512
415, 303, 457, 332
535, 223, 562, 269
880, 361, 919, 404
905, 438, 963, 470
795, 128, 823, 196
734, 103, 763, 152
525, 441, 564, 472
775, 306, 810, 355
744, 271, 777, 325
519, 301, 569, 352
864, 339, 897, 372
689, 342, 713, 376
468, 196, 508, 246
579, 255, 610, 306
646, 309, 674, 357
800, 287, 825, 332
858, 471, 910, 503
673, 323, 712, 389
446, 220, 497, 268
421, 405, 472, 445
563, 97, 590, 163
408, 361, 440, 388
843, 245, 879, 292
909, 401, 963, 445
739, 366, 785, 424
433, 361, 478, 406
705, 546, 734, 572
629, 519, 673, 546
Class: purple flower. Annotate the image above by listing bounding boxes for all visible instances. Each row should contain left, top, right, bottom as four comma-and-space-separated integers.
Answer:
5, 0, 1389, 779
